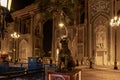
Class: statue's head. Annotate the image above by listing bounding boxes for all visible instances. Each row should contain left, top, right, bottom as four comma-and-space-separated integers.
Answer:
60, 36, 68, 48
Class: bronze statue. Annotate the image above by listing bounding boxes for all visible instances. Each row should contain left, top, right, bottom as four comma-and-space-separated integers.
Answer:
57, 37, 75, 72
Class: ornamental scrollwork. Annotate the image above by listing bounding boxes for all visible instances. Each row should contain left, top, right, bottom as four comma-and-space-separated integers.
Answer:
89, 0, 111, 20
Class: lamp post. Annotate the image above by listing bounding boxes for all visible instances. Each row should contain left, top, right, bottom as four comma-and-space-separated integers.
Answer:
58, 11, 68, 38
110, 16, 120, 70
11, 32, 20, 63
59, 22, 68, 38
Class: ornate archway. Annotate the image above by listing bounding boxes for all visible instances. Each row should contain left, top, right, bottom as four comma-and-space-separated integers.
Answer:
93, 15, 108, 65
19, 39, 31, 62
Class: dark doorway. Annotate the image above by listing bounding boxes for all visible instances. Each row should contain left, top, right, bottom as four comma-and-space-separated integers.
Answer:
43, 19, 53, 57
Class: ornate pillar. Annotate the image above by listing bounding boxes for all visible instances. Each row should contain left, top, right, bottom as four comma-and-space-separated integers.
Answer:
52, 14, 56, 63
30, 12, 35, 56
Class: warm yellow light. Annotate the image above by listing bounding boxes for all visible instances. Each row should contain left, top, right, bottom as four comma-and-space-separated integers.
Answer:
59, 22, 64, 27
111, 19, 114, 23
8, 0, 12, 11
8, 56, 11, 60
11, 32, 20, 39
56, 48, 59, 55
114, 16, 117, 21
56, 48, 59, 62
61, 35, 67, 39
110, 16, 120, 27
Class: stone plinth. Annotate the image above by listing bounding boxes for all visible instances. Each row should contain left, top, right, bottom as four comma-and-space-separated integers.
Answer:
48, 69, 81, 80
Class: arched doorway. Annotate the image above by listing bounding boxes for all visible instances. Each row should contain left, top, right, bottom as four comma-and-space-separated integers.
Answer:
93, 15, 108, 65
43, 19, 53, 57
19, 39, 31, 62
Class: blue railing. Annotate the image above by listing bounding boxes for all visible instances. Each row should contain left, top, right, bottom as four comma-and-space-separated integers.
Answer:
0, 62, 56, 80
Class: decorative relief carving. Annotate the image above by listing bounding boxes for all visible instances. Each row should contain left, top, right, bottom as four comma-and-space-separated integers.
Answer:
93, 16, 108, 51
34, 14, 41, 37
89, 0, 111, 20
93, 16, 107, 29
96, 28, 106, 49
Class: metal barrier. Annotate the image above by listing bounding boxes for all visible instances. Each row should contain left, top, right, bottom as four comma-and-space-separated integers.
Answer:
0, 69, 43, 79
0, 63, 56, 80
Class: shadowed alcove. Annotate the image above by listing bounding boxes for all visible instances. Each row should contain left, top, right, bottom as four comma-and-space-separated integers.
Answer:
43, 19, 53, 57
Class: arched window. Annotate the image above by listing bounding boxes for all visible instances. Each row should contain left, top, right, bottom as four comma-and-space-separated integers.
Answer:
20, 17, 31, 34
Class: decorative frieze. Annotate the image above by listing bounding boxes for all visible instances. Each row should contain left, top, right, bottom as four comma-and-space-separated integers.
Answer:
89, 0, 111, 21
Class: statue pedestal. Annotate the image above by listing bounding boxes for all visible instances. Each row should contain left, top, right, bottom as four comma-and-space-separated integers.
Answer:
48, 69, 81, 80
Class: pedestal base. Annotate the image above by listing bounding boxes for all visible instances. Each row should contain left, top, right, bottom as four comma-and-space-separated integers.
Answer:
48, 69, 81, 80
